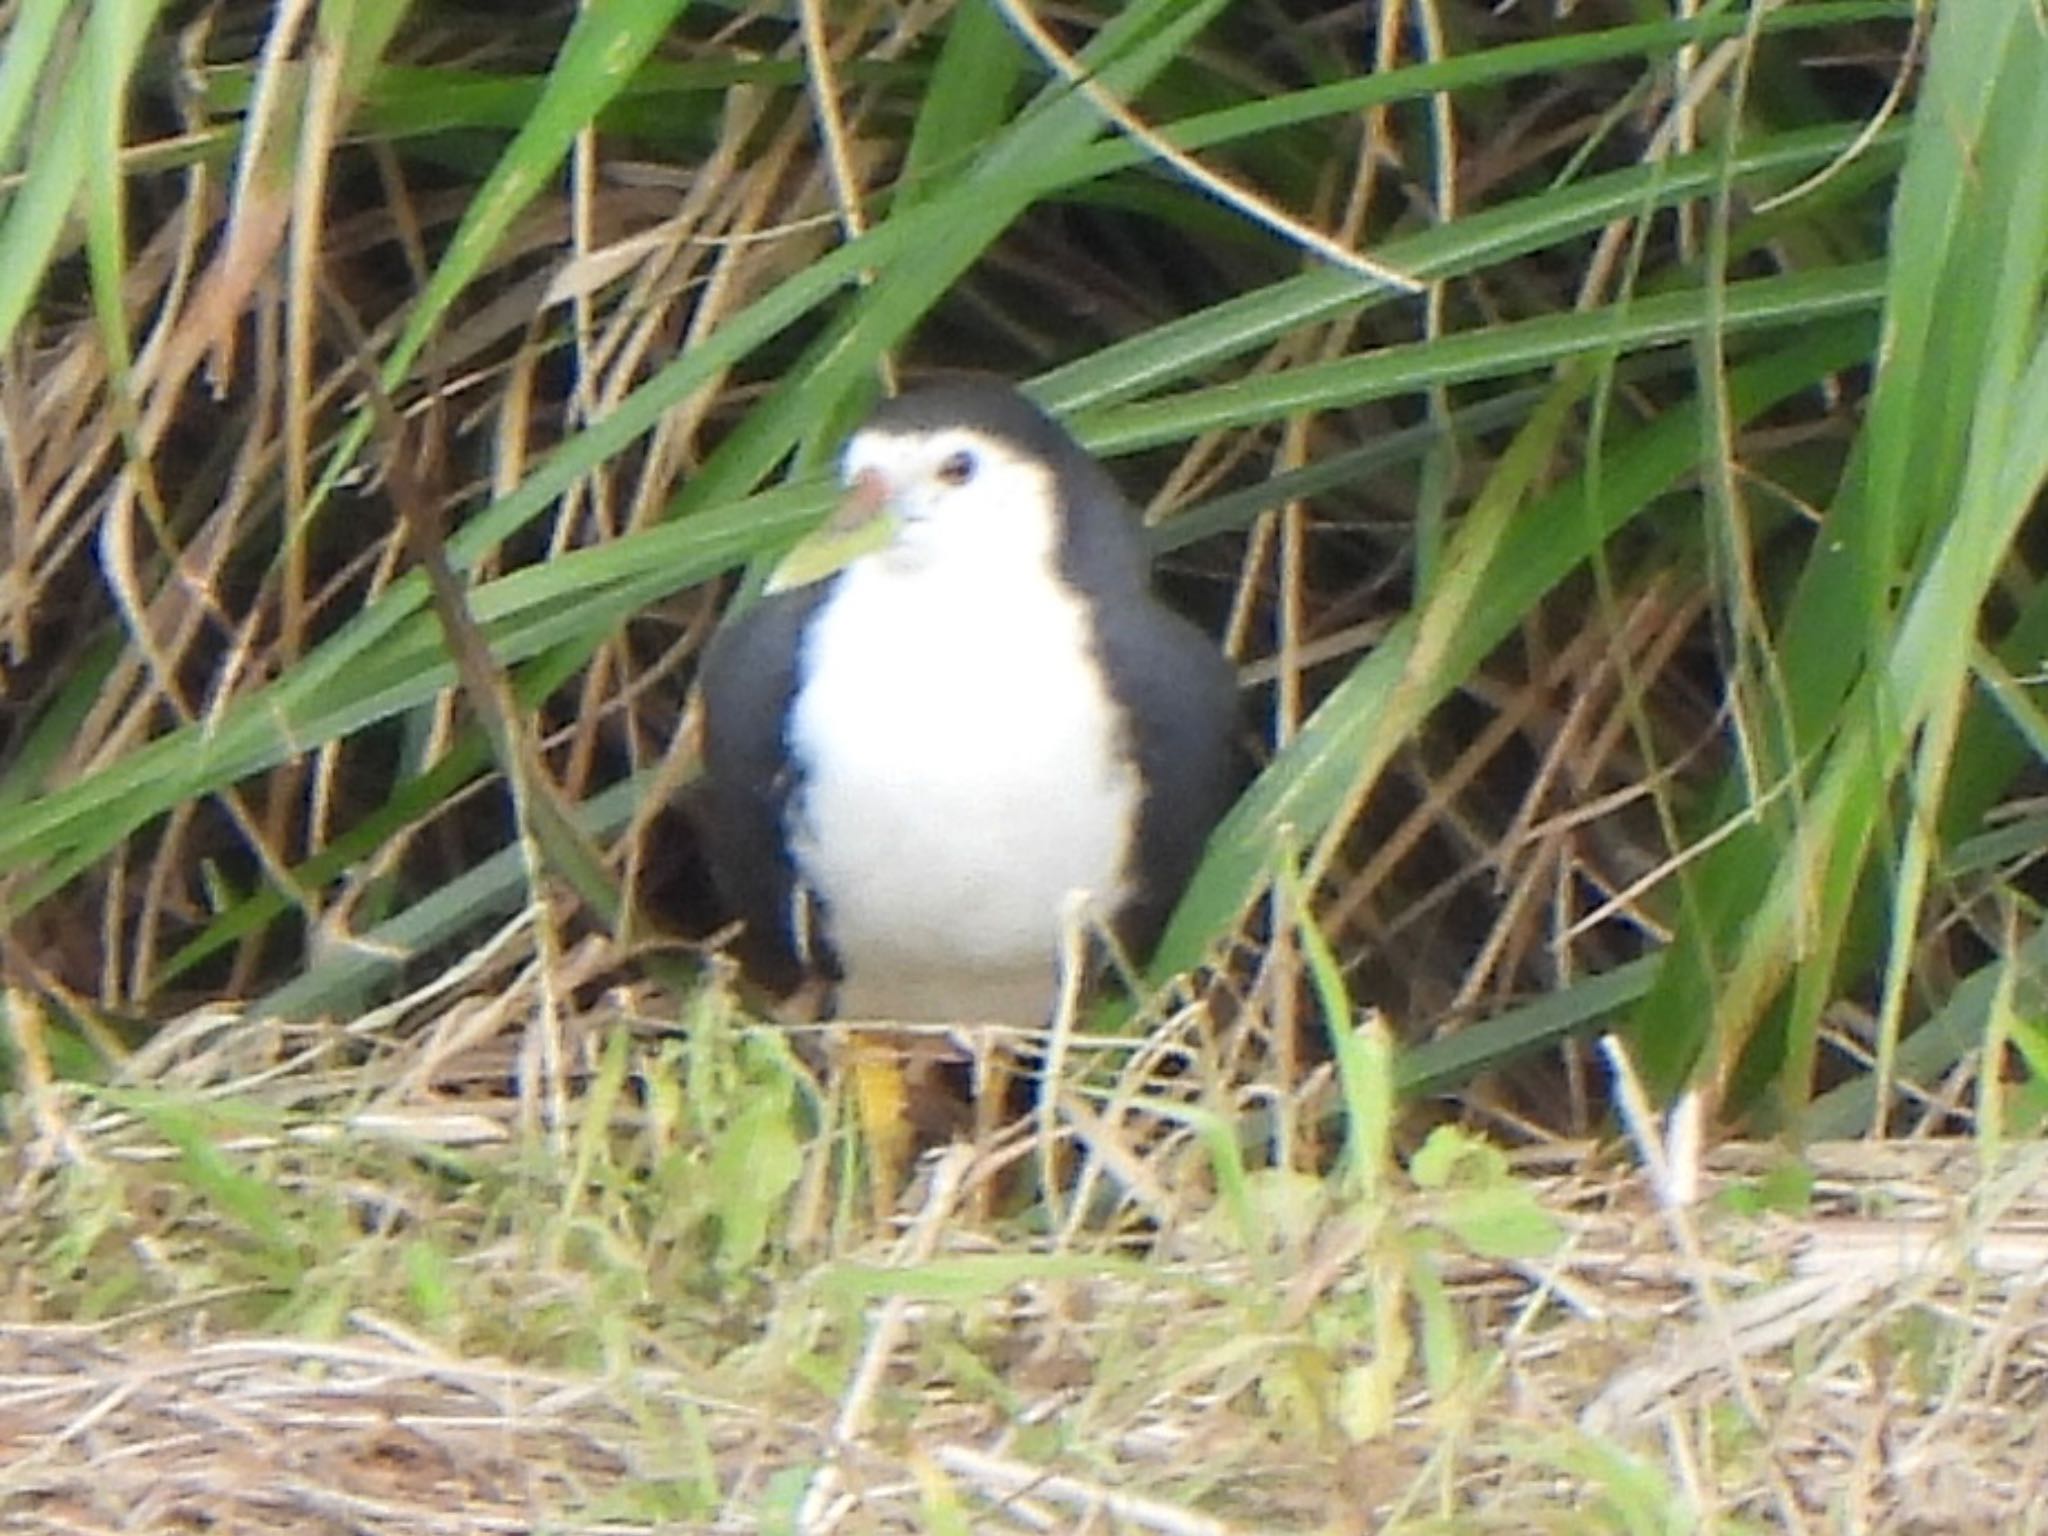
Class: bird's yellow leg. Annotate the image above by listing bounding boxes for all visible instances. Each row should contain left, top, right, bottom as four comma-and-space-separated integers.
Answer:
969, 1032, 1012, 1218
846, 1030, 912, 1220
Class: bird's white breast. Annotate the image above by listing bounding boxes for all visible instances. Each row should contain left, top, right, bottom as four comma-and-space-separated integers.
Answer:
785, 557, 1140, 1025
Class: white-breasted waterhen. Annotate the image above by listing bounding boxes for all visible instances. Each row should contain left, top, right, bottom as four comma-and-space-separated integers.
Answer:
695, 378, 1238, 1196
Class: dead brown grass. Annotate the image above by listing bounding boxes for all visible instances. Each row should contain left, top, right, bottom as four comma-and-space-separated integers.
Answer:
5, 979, 2045, 1535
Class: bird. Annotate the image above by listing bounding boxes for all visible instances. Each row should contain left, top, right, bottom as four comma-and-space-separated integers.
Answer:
693, 378, 1239, 1185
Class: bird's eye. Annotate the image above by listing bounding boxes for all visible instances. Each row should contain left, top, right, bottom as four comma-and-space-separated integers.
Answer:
936, 449, 977, 486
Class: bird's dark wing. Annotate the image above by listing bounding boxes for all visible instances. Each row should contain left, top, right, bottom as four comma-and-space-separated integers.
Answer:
694, 584, 833, 993
1091, 602, 1243, 962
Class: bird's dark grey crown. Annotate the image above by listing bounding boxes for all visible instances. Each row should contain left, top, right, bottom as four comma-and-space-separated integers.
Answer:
861, 377, 1078, 466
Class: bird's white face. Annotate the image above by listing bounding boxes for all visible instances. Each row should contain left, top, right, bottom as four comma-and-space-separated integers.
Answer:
840, 424, 1064, 579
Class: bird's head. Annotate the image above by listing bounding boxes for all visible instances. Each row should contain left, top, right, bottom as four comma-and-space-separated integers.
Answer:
833, 417, 1063, 579
764, 381, 1140, 597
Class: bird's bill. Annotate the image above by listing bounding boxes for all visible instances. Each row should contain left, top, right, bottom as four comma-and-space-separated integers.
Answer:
763, 468, 899, 594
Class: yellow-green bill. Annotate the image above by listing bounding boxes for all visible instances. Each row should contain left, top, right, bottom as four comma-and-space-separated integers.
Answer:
763, 510, 899, 594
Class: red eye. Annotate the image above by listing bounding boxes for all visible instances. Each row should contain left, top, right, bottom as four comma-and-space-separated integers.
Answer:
936, 449, 977, 486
